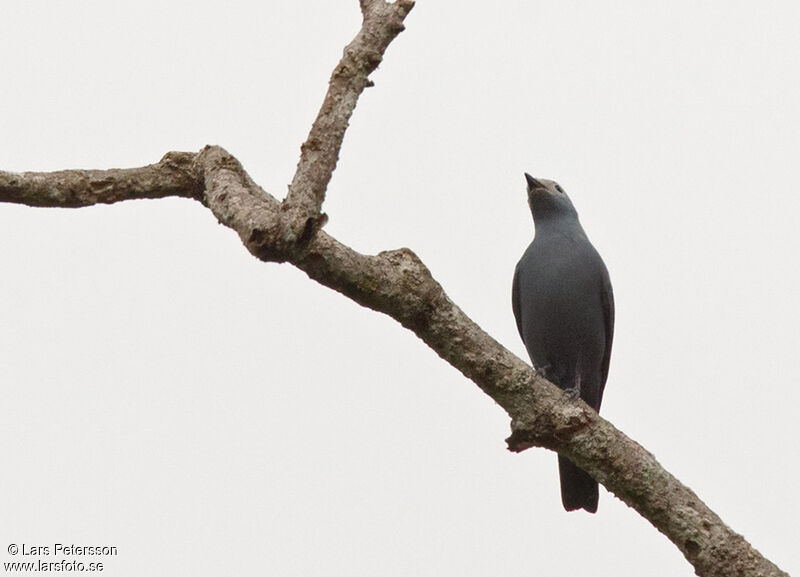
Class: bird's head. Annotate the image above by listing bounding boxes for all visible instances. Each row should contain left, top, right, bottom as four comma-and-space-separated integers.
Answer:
524, 173, 578, 222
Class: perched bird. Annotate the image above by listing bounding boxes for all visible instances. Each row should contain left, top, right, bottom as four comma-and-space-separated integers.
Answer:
512, 173, 614, 513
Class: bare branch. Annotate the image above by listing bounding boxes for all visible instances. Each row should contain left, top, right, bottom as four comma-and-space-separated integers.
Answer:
282, 0, 414, 243
0, 152, 201, 207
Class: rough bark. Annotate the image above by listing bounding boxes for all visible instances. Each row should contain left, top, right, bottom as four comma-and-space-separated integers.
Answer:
0, 2, 788, 577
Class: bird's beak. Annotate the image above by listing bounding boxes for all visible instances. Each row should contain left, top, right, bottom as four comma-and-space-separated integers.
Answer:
525, 173, 545, 191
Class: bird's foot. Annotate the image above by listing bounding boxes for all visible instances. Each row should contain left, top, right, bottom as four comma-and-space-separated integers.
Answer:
562, 385, 581, 402
564, 373, 581, 402
533, 364, 551, 380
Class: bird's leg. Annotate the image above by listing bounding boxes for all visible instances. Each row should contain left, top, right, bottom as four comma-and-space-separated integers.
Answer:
533, 364, 551, 380
563, 372, 581, 402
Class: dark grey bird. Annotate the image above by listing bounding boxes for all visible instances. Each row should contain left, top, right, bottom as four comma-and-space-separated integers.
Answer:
512, 173, 614, 513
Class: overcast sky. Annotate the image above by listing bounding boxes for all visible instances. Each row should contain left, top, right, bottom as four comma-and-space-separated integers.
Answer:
1, 2, 798, 576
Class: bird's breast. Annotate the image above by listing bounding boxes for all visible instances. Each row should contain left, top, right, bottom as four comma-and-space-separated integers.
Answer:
516, 237, 608, 386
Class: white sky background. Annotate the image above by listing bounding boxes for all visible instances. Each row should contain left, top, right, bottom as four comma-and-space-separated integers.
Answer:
1, 1, 798, 575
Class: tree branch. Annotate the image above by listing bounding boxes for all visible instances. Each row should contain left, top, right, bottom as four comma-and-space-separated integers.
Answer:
282, 0, 414, 245
0, 152, 202, 207
0, 3, 788, 577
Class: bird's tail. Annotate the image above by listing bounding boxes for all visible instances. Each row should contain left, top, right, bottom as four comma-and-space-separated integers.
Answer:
558, 455, 599, 513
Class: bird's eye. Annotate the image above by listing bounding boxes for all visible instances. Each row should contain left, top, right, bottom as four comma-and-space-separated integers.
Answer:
554, 184, 564, 193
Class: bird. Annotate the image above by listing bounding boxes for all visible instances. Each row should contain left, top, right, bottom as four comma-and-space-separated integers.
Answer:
512, 173, 614, 513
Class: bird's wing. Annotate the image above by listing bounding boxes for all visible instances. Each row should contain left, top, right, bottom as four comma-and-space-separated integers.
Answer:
511, 264, 524, 341
598, 272, 615, 400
